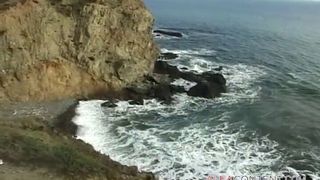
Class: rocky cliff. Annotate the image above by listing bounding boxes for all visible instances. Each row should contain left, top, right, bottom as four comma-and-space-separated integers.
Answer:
0, 0, 158, 102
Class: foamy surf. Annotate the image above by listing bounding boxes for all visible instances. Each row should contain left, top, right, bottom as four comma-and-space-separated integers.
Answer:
161, 48, 217, 57
72, 50, 285, 179
73, 99, 283, 179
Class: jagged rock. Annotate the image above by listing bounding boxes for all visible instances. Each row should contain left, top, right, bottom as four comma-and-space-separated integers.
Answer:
154, 84, 173, 104
187, 81, 224, 98
159, 52, 179, 60
145, 73, 172, 85
128, 99, 143, 105
0, 0, 158, 102
201, 72, 227, 86
153, 29, 183, 38
154, 60, 226, 98
170, 85, 187, 93
154, 60, 181, 78
101, 101, 117, 108
214, 66, 223, 71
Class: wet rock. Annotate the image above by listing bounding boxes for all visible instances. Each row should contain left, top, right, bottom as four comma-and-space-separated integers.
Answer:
154, 60, 227, 98
101, 101, 117, 108
154, 84, 173, 104
214, 66, 223, 71
180, 67, 189, 71
153, 29, 183, 38
145, 74, 172, 85
126, 80, 156, 98
129, 99, 144, 105
201, 72, 227, 86
187, 81, 223, 98
170, 85, 187, 93
154, 61, 181, 78
159, 52, 179, 60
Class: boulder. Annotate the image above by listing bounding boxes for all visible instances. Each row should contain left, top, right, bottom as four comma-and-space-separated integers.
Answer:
154, 60, 227, 99
153, 30, 183, 38
201, 72, 227, 86
170, 85, 187, 94
129, 99, 144, 105
154, 84, 173, 104
145, 74, 172, 85
187, 81, 225, 98
101, 101, 117, 108
159, 52, 179, 60
214, 66, 223, 71
154, 61, 181, 78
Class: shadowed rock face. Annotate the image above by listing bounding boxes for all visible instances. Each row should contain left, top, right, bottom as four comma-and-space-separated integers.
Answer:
154, 61, 226, 98
0, 0, 159, 102
102, 60, 226, 105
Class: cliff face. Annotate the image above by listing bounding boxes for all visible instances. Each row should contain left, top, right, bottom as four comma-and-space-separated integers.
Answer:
0, 0, 158, 102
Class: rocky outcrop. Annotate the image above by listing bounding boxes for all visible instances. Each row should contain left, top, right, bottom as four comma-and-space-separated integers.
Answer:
153, 29, 183, 38
99, 60, 227, 105
159, 52, 179, 60
0, 0, 158, 102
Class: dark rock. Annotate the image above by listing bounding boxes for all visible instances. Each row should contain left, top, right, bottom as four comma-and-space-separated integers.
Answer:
170, 85, 186, 93
129, 99, 144, 105
201, 72, 227, 85
180, 67, 189, 71
214, 66, 223, 71
154, 61, 181, 78
153, 29, 183, 38
126, 83, 152, 95
154, 61, 225, 83
145, 74, 172, 85
187, 81, 224, 98
154, 60, 227, 99
154, 84, 173, 104
101, 101, 117, 108
159, 52, 179, 60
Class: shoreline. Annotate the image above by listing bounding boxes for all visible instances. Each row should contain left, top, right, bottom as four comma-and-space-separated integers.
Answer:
0, 99, 156, 180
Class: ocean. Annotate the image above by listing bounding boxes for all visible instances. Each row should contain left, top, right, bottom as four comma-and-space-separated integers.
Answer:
73, 0, 320, 179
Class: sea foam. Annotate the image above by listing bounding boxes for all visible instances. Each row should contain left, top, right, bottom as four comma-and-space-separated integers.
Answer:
73, 50, 280, 179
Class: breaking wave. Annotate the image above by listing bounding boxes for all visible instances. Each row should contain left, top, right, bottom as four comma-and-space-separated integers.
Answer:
72, 48, 285, 179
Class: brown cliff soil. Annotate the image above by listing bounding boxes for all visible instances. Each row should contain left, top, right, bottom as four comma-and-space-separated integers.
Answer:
0, 0, 158, 102
0, 0, 160, 179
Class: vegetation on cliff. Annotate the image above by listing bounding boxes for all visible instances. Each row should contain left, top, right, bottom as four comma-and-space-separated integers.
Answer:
0, 100, 155, 179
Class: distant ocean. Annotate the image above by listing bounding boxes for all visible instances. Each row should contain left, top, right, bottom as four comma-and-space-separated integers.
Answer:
73, 0, 320, 179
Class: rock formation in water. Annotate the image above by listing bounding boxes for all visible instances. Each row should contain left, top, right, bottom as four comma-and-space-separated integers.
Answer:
0, 0, 158, 102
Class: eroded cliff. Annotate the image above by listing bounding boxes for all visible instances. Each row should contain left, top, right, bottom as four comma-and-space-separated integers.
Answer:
0, 0, 158, 102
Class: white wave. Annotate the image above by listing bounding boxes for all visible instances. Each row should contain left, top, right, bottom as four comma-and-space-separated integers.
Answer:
0, 159, 3, 165
73, 101, 282, 179
73, 59, 272, 179
171, 79, 197, 91
154, 33, 180, 40
174, 56, 266, 105
73, 50, 274, 179
161, 48, 217, 56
